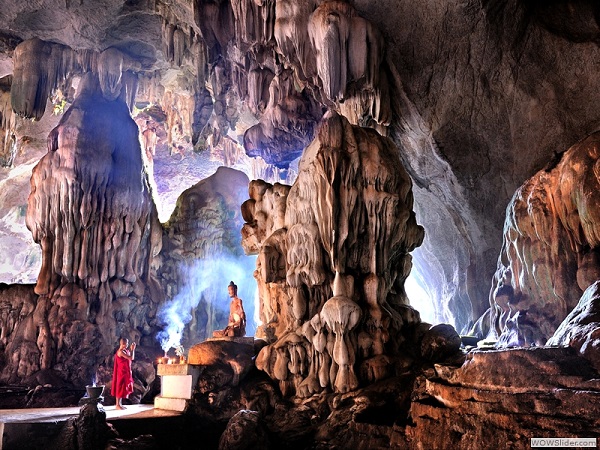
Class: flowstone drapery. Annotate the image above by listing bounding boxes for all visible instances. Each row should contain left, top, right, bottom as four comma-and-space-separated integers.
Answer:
16, 72, 162, 385
245, 112, 424, 396
483, 131, 600, 347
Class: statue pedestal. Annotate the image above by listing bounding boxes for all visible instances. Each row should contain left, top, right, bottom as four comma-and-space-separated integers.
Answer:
206, 336, 255, 346
154, 363, 200, 412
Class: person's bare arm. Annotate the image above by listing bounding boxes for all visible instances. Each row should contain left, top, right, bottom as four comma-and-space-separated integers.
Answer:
119, 342, 136, 361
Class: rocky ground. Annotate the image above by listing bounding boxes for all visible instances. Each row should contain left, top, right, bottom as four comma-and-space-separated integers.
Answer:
3, 332, 599, 450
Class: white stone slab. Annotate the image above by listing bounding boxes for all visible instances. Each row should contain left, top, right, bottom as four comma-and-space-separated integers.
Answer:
161, 374, 193, 399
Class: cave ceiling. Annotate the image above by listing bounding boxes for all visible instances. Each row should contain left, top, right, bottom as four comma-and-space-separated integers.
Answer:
2, 0, 600, 332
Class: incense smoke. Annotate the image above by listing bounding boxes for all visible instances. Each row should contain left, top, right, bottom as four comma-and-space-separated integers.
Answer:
156, 254, 257, 352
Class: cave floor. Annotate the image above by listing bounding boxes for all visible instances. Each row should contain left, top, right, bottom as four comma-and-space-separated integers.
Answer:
0, 404, 179, 423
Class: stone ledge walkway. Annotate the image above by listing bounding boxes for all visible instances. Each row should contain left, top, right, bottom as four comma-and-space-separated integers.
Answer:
0, 404, 180, 424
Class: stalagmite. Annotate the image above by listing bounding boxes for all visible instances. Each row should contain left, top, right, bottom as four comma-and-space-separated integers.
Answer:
21, 72, 162, 384
249, 112, 423, 396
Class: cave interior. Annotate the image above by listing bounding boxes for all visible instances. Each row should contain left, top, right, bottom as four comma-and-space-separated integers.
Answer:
1, 0, 600, 449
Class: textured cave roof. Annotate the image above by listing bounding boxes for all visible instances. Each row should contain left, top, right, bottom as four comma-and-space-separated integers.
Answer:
2, 0, 600, 331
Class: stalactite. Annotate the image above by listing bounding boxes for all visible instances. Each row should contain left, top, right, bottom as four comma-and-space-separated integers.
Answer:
0, 79, 17, 167
194, 0, 235, 64
247, 66, 274, 115
161, 89, 195, 155
120, 71, 139, 112
173, 28, 186, 66
164, 22, 176, 63
244, 68, 319, 167
231, 0, 276, 46
274, 0, 318, 81
136, 71, 165, 106
11, 38, 77, 120
192, 87, 213, 145
11, 38, 141, 122
307, 1, 391, 127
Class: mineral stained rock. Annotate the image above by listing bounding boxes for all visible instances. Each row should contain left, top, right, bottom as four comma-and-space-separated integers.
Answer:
246, 112, 424, 396
485, 131, 600, 347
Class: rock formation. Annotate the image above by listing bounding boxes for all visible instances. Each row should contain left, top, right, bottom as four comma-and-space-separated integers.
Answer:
5, 63, 163, 386
246, 112, 424, 396
407, 347, 600, 450
243, 67, 319, 167
2, 0, 600, 340
482, 131, 600, 347
0, 76, 16, 167
1, 1, 600, 447
194, 0, 391, 168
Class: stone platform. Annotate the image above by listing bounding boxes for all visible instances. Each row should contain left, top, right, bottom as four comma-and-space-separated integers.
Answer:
154, 363, 200, 412
205, 336, 256, 346
154, 338, 260, 412
0, 404, 180, 449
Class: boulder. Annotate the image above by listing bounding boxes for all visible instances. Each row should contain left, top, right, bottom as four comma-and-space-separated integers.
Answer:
548, 280, 600, 373
218, 410, 270, 450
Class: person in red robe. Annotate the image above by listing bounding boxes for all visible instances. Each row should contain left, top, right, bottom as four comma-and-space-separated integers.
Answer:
111, 337, 136, 410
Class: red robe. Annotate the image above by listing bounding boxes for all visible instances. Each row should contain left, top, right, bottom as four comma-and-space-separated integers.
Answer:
111, 349, 134, 398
